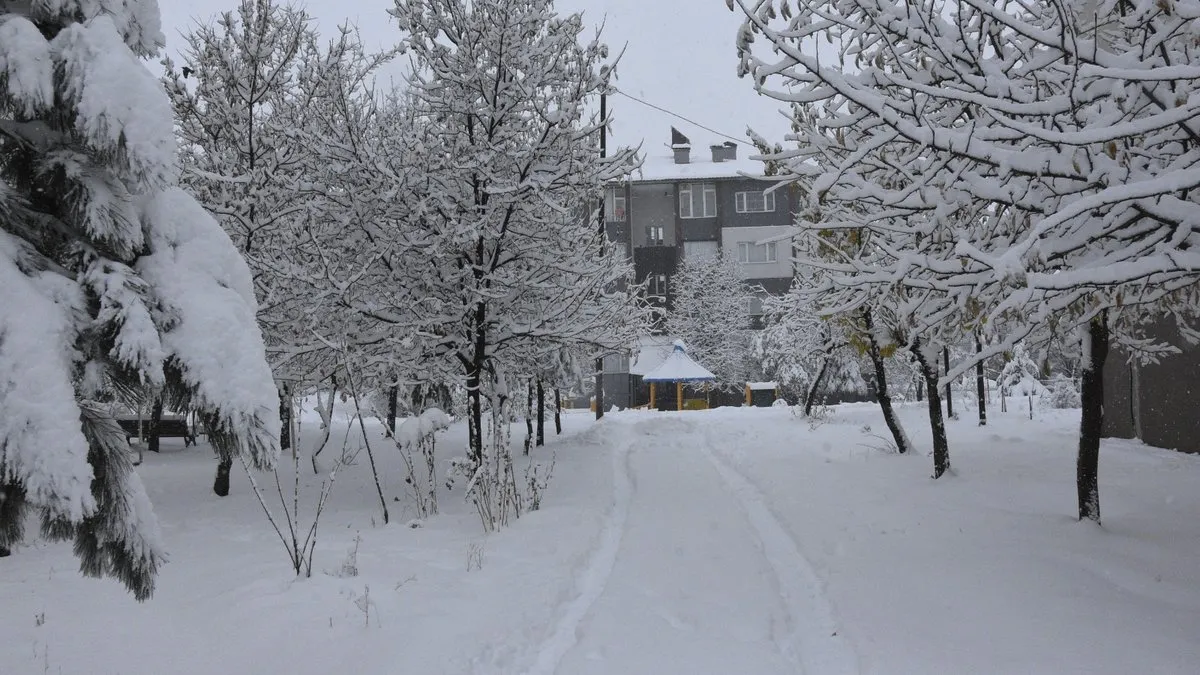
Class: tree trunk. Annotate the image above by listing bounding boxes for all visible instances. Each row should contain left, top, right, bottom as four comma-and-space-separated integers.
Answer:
0, 484, 24, 557
386, 383, 399, 437
913, 339, 951, 479
594, 356, 605, 419
536, 379, 545, 447
863, 310, 911, 455
1078, 314, 1108, 523
466, 299, 488, 465
943, 346, 954, 419
915, 376, 924, 402
147, 397, 163, 454
975, 334, 987, 426
803, 357, 830, 416
278, 385, 291, 453
311, 376, 337, 474
524, 379, 534, 456
466, 365, 483, 465
213, 458, 232, 497
554, 387, 562, 435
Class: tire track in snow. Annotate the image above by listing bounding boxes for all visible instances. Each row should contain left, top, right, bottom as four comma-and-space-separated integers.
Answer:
700, 429, 860, 675
524, 431, 634, 675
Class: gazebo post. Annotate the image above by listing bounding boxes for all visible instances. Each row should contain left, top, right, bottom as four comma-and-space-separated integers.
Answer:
676, 381, 683, 411
650, 382, 656, 409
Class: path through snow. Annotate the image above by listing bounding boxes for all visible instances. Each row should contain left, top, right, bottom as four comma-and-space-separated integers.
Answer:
525, 414, 858, 674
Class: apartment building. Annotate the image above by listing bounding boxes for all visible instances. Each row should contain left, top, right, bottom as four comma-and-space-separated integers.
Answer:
599, 128, 798, 409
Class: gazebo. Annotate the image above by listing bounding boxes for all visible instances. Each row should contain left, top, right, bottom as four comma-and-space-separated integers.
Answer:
641, 340, 716, 411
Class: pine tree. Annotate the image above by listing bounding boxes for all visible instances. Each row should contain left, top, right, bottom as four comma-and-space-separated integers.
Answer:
0, 0, 279, 599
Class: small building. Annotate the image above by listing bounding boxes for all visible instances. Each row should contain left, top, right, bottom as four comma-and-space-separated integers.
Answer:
642, 341, 716, 411
745, 381, 780, 407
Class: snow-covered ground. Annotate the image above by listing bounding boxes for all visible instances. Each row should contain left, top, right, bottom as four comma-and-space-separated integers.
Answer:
3, 402, 1199, 674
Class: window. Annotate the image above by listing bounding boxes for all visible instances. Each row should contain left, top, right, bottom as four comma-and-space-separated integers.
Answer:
645, 225, 665, 246
647, 273, 668, 297
735, 190, 776, 214
683, 240, 719, 260
679, 182, 716, 219
737, 241, 778, 264
606, 187, 626, 222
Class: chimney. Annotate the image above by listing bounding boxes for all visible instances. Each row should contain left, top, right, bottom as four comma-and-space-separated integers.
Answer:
710, 141, 738, 163
671, 126, 691, 164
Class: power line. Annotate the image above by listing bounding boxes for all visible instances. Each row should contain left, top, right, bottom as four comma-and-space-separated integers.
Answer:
612, 87, 747, 146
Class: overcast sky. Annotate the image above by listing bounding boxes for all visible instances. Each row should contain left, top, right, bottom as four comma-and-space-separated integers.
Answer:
156, 0, 794, 154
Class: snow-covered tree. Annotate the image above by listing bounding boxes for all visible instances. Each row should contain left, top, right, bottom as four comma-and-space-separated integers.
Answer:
733, 0, 1200, 516
755, 281, 845, 414
164, 0, 312, 483
0, 0, 279, 598
666, 253, 758, 391
999, 343, 1044, 409
383, 0, 643, 465
166, 1, 395, 480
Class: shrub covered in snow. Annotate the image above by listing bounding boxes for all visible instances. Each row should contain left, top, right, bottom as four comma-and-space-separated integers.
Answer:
1042, 375, 1082, 410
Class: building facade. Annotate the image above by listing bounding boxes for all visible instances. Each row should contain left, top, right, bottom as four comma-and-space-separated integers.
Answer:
1102, 319, 1200, 453
600, 129, 798, 408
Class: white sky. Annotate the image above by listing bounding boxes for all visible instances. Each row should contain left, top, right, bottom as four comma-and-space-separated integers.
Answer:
155, 0, 794, 153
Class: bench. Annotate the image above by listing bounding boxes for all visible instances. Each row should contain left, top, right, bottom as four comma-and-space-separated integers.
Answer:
117, 417, 197, 448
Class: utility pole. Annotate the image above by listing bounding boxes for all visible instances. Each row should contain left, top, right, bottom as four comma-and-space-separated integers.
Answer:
594, 92, 607, 420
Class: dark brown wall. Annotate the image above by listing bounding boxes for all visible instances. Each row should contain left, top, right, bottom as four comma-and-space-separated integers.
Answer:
1102, 356, 1135, 441
1103, 320, 1200, 453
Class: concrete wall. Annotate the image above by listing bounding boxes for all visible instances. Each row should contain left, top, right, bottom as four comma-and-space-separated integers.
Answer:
679, 214, 719, 241
630, 183, 676, 248
675, 181, 719, 241
602, 373, 632, 411
1103, 320, 1200, 453
605, 184, 630, 223
720, 225, 794, 279
605, 222, 631, 250
718, 178, 794, 229
682, 240, 719, 261
753, 277, 793, 295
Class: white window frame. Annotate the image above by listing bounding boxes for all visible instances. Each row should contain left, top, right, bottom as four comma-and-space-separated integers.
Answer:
646, 225, 665, 246
737, 241, 778, 264
679, 183, 717, 219
606, 187, 626, 222
648, 273, 668, 296
735, 190, 776, 214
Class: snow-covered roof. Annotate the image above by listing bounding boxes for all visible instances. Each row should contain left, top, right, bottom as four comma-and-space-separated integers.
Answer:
633, 146, 768, 183
642, 341, 717, 382
629, 334, 674, 376
746, 381, 779, 390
